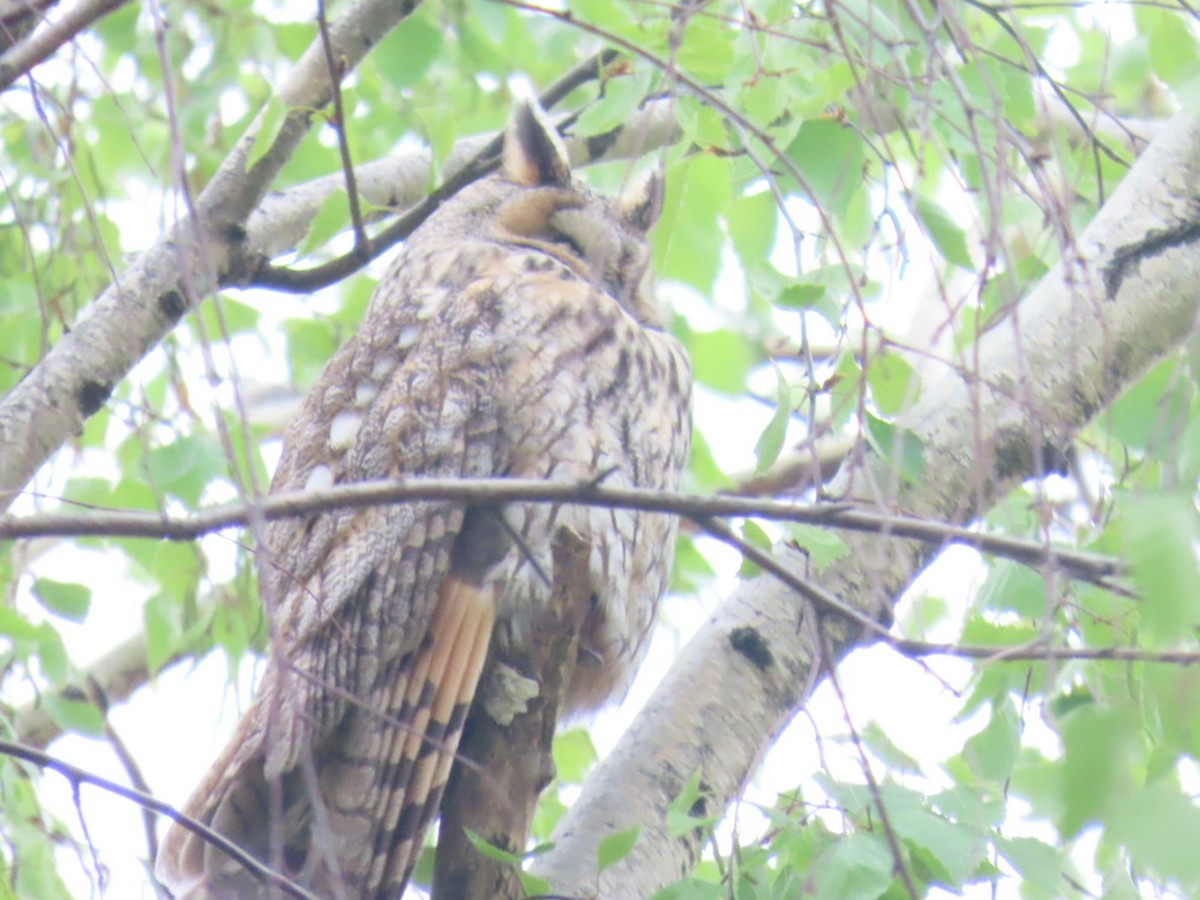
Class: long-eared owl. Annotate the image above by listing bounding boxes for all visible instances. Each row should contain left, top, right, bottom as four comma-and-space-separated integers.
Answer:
155, 96, 692, 898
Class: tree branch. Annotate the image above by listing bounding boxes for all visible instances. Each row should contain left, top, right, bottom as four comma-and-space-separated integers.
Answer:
0, 478, 1124, 587
434, 528, 593, 898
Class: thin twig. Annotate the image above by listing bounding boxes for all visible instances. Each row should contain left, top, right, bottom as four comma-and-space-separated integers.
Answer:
891, 638, 1200, 665
0, 738, 320, 900
103, 715, 161, 862
316, 0, 370, 260
695, 515, 890, 637
820, 629, 920, 900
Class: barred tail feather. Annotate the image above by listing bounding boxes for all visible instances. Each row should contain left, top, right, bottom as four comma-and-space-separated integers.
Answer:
367, 574, 496, 897
156, 576, 496, 900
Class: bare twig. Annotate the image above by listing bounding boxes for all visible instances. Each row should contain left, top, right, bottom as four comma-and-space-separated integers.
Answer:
0, 738, 320, 900
316, 0, 370, 260
103, 716, 162, 863
820, 628, 919, 899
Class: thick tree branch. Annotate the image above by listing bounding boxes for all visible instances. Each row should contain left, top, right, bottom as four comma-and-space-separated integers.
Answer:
532, 112, 1200, 896
434, 528, 593, 898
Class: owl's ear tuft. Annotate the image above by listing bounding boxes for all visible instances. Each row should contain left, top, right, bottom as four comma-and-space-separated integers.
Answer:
621, 170, 664, 233
504, 98, 572, 187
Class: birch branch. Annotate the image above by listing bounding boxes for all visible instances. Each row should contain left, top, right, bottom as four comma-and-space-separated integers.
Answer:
532, 111, 1200, 896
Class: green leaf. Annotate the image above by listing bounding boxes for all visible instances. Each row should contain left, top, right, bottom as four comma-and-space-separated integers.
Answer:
283, 317, 341, 388
674, 95, 731, 151
786, 523, 848, 572
597, 825, 640, 873
859, 722, 921, 774
1105, 358, 1191, 452
775, 281, 827, 309
147, 434, 228, 506
754, 364, 792, 473
1058, 705, 1140, 838
961, 694, 1020, 782
246, 96, 289, 172
866, 352, 919, 415
42, 695, 105, 738
31, 578, 91, 623
143, 594, 182, 675
552, 728, 598, 784
652, 879, 726, 900
996, 837, 1061, 896
786, 118, 865, 221
671, 534, 717, 594
687, 328, 752, 395
814, 832, 893, 900
36, 624, 69, 684
1115, 492, 1200, 643
372, 14, 444, 88
1147, 11, 1200, 85
975, 560, 1046, 619
676, 15, 735, 82
737, 519, 772, 577
655, 154, 732, 293
884, 787, 986, 887
914, 195, 973, 269
726, 190, 777, 264
519, 872, 551, 897
1105, 780, 1200, 886
462, 828, 523, 865
299, 188, 350, 257
667, 770, 716, 838
194, 295, 261, 339
574, 72, 652, 137
0, 605, 43, 641
864, 413, 925, 484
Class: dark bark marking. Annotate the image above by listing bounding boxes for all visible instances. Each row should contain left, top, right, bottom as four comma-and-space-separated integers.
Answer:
1103, 219, 1200, 299
158, 289, 187, 322
729, 626, 774, 671
77, 379, 113, 417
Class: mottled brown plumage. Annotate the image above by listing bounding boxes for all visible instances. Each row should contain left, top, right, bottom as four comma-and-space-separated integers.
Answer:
156, 98, 691, 899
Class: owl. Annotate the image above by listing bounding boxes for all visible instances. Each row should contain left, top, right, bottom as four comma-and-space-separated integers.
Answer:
155, 97, 692, 898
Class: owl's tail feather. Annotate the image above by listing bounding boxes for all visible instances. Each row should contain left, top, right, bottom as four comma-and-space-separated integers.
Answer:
154, 577, 496, 900
366, 574, 496, 895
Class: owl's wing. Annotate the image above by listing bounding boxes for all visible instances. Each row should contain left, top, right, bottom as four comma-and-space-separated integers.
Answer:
156, 276, 509, 898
